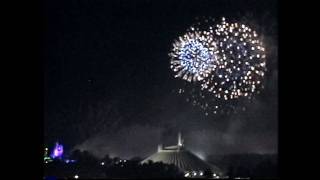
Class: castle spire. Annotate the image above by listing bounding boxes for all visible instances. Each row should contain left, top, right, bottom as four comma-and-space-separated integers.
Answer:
158, 144, 163, 152
178, 132, 183, 147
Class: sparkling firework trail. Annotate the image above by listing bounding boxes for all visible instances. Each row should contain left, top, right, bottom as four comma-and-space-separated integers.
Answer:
201, 17, 266, 100
169, 17, 267, 114
169, 29, 219, 82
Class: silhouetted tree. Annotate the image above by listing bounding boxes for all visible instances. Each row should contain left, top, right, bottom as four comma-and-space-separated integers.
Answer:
203, 169, 213, 178
101, 154, 113, 167
228, 166, 235, 179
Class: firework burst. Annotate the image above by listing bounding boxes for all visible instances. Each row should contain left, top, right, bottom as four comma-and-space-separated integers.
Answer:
169, 28, 219, 82
170, 17, 267, 114
200, 17, 267, 100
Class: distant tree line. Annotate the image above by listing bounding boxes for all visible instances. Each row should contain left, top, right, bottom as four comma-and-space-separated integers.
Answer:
207, 153, 278, 178
44, 150, 183, 179
44, 150, 278, 179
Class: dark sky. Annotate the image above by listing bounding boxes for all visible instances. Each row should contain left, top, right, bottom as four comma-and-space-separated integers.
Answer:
44, 0, 278, 159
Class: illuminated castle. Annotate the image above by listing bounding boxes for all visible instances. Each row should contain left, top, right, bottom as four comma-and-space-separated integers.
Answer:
141, 133, 223, 178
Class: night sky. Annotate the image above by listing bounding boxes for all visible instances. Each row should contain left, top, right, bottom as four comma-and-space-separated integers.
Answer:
44, 0, 278, 159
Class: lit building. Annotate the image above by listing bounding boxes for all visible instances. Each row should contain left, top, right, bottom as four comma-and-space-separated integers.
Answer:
141, 133, 223, 178
51, 142, 64, 159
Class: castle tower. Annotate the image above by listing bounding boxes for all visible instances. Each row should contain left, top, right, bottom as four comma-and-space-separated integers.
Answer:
178, 132, 184, 147
158, 144, 163, 152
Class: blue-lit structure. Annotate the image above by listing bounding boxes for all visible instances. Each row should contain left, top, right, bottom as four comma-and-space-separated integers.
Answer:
51, 142, 64, 159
